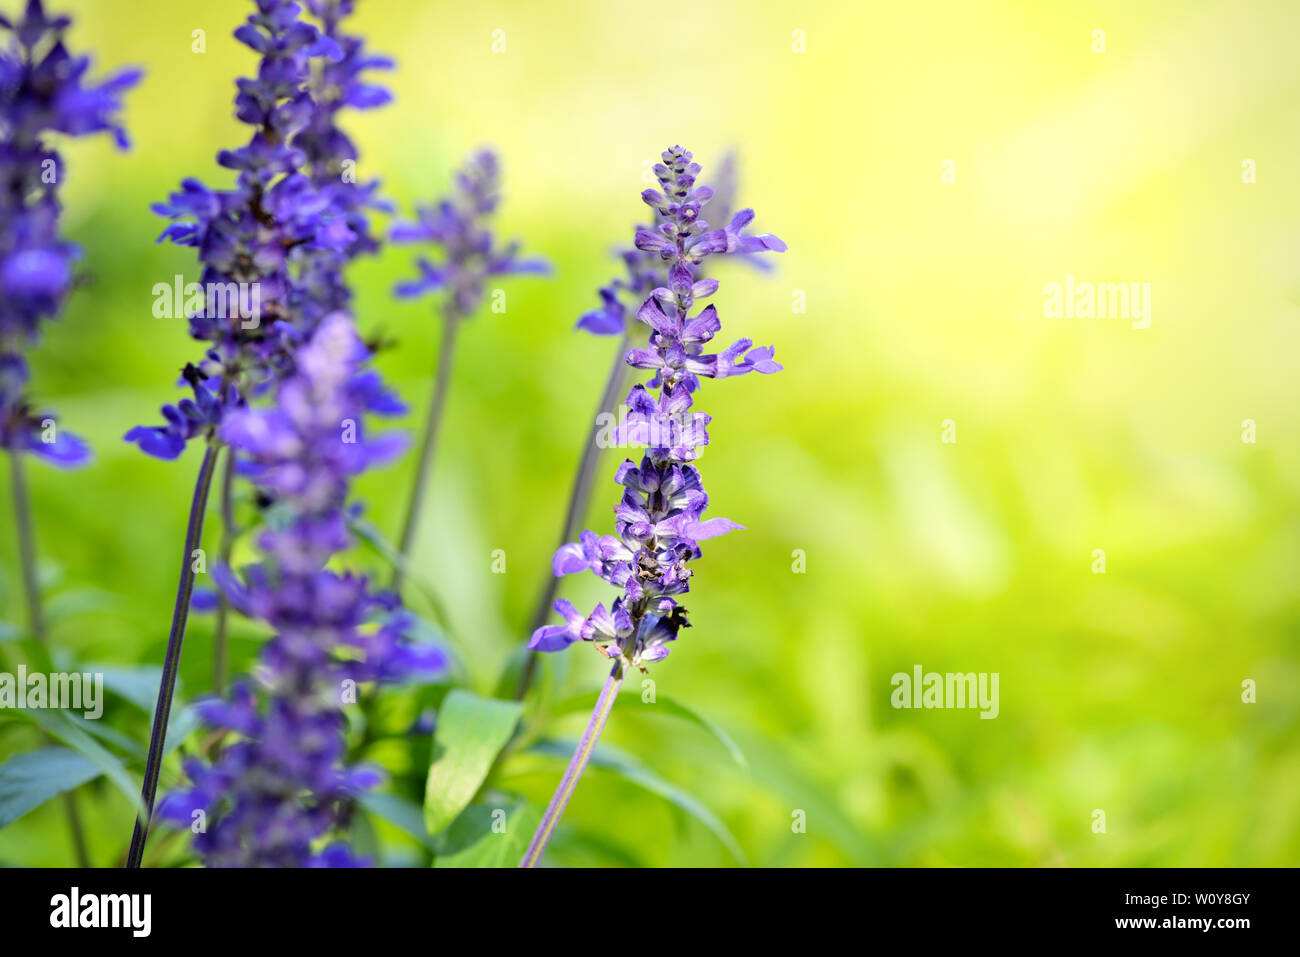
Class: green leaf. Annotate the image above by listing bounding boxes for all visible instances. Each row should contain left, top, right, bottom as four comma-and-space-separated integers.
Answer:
424, 690, 523, 836
0, 747, 101, 830
360, 791, 436, 850
0, 621, 20, 643
350, 516, 454, 631
42, 587, 119, 625
163, 705, 200, 755
434, 800, 540, 867
24, 708, 144, 820
551, 690, 747, 768
531, 738, 749, 866
61, 712, 145, 761
84, 664, 178, 714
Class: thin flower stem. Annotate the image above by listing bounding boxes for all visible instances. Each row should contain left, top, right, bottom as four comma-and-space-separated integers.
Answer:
514, 332, 631, 700
126, 443, 218, 869
212, 446, 237, 695
9, 450, 45, 641
8, 450, 91, 868
520, 659, 624, 868
392, 314, 460, 592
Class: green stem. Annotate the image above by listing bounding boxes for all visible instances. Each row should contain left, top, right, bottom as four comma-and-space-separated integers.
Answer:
8, 450, 91, 868
520, 659, 624, 867
392, 315, 460, 592
9, 450, 45, 641
126, 443, 218, 868
212, 446, 237, 695
514, 331, 631, 699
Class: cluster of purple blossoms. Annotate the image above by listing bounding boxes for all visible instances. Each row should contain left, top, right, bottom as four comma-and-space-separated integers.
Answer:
127, 0, 390, 460
575, 152, 783, 338
157, 315, 443, 867
392, 149, 550, 318
531, 146, 784, 667
0, 0, 139, 464
292, 0, 394, 326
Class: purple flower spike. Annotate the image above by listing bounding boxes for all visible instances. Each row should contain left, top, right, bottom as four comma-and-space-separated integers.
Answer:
131, 0, 396, 460
161, 316, 444, 868
534, 146, 785, 671
0, 0, 140, 464
391, 149, 551, 321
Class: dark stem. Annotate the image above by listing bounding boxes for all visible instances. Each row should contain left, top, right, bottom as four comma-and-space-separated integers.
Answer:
514, 332, 631, 699
9, 450, 91, 867
519, 659, 624, 868
9, 450, 45, 640
392, 315, 460, 592
212, 446, 237, 695
125, 444, 218, 869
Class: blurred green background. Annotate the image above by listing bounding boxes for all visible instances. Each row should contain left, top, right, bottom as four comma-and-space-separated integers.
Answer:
2, 0, 1299, 866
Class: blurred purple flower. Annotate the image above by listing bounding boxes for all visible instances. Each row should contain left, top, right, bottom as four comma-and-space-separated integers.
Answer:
392, 149, 550, 319
157, 316, 442, 867
0, 0, 139, 464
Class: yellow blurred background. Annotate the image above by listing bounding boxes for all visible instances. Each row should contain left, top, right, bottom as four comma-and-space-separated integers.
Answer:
2, 0, 1298, 865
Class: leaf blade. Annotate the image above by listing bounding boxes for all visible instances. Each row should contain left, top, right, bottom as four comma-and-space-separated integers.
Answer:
424, 690, 523, 836
531, 738, 749, 866
551, 689, 747, 768
0, 747, 101, 830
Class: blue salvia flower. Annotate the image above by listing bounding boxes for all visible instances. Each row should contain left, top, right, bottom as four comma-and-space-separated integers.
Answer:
157, 314, 443, 867
126, 0, 352, 459
513, 150, 783, 698
0, 0, 139, 465
520, 146, 785, 867
392, 149, 550, 318
575, 151, 782, 338
533, 145, 783, 666
123, 0, 400, 868
387, 149, 550, 582
292, 0, 394, 327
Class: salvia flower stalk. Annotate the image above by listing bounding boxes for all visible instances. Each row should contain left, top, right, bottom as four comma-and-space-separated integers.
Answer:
389, 150, 549, 587
514, 150, 783, 698
520, 146, 784, 866
124, 0, 392, 867
155, 314, 442, 867
0, 0, 139, 868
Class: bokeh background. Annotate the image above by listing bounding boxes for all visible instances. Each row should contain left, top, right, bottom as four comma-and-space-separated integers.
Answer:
2, 0, 1299, 866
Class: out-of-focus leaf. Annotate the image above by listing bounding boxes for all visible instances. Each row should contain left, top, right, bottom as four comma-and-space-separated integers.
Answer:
530, 738, 749, 866
24, 708, 144, 820
163, 705, 200, 755
0, 747, 101, 830
84, 664, 177, 714
360, 791, 436, 850
552, 690, 747, 768
63, 712, 144, 760
424, 690, 523, 836
731, 728, 878, 865
42, 587, 119, 625
434, 800, 540, 868
0, 621, 21, 643
350, 515, 454, 631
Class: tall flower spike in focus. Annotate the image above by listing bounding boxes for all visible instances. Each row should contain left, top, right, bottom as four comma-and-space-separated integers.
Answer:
512, 150, 783, 698
389, 149, 550, 587
0, 0, 139, 868
155, 314, 443, 867
520, 146, 784, 866
123, 0, 395, 868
